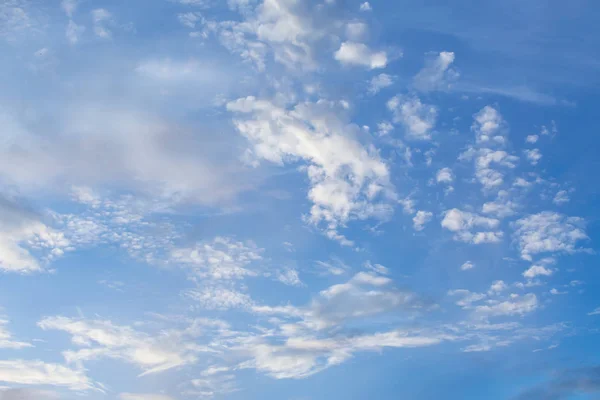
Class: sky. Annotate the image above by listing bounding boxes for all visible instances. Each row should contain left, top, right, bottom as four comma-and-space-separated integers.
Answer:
1, 0, 600, 399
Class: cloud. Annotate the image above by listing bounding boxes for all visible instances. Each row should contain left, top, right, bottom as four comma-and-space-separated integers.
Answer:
185, 286, 253, 310
460, 261, 475, 271
588, 307, 600, 316
368, 73, 394, 95
387, 96, 437, 140
227, 97, 396, 244
526, 134, 539, 144
0, 319, 31, 349
525, 149, 542, 165
334, 42, 387, 69
472, 106, 506, 145
172, 236, 263, 280
0, 360, 95, 391
91, 8, 112, 39
523, 265, 554, 279
513, 212, 589, 261
38, 316, 211, 376
481, 190, 517, 218
436, 167, 453, 184
0, 107, 253, 205
553, 190, 570, 205
0, 196, 70, 274
412, 51, 458, 92
359, 2, 372, 11
474, 293, 538, 318
413, 211, 433, 231
441, 209, 502, 244
65, 19, 84, 44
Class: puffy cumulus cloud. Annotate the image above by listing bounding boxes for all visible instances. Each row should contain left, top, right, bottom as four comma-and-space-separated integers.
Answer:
513, 212, 589, 261
0, 196, 70, 274
0, 360, 95, 391
466, 148, 518, 190
368, 73, 394, 95
526, 134, 539, 144
441, 209, 502, 244
436, 167, 453, 184
37, 316, 212, 376
0, 107, 253, 205
474, 293, 538, 318
412, 51, 458, 92
334, 41, 387, 69
227, 97, 396, 245
387, 96, 437, 140
413, 211, 433, 231
472, 106, 506, 145
119, 394, 175, 400
481, 190, 517, 218
524, 148, 542, 165
0, 319, 31, 349
0, 389, 58, 400
171, 236, 263, 280
523, 264, 554, 279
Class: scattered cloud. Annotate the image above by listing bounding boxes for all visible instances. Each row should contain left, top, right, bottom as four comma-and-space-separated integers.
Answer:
387, 95, 437, 140
413, 51, 458, 92
334, 41, 387, 69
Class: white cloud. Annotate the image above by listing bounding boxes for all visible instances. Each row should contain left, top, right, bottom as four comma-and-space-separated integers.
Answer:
0, 319, 31, 349
441, 209, 502, 244
481, 190, 517, 218
227, 97, 396, 243
276, 267, 302, 286
368, 73, 394, 95
413, 51, 458, 92
553, 190, 570, 205
513, 212, 588, 261
526, 134, 538, 144
0, 196, 70, 274
359, 2, 372, 11
524, 148, 542, 165
334, 41, 387, 69
38, 316, 209, 376
387, 96, 437, 140
413, 211, 433, 231
436, 167, 453, 184
345, 21, 368, 41
171, 236, 263, 280
448, 289, 486, 308
0, 360, 95, 391
588, 307, 600, 316
185, 286, 253, 310
119, 394, 175, 400
472, 106, 506, 145
488, 280, 507, 294
460, 261, 475, 271
474, 294, 538, 318
523, 265, 554, 279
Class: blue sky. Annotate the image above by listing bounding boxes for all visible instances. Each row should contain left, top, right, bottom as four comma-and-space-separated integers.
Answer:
1, 0, 600, 399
